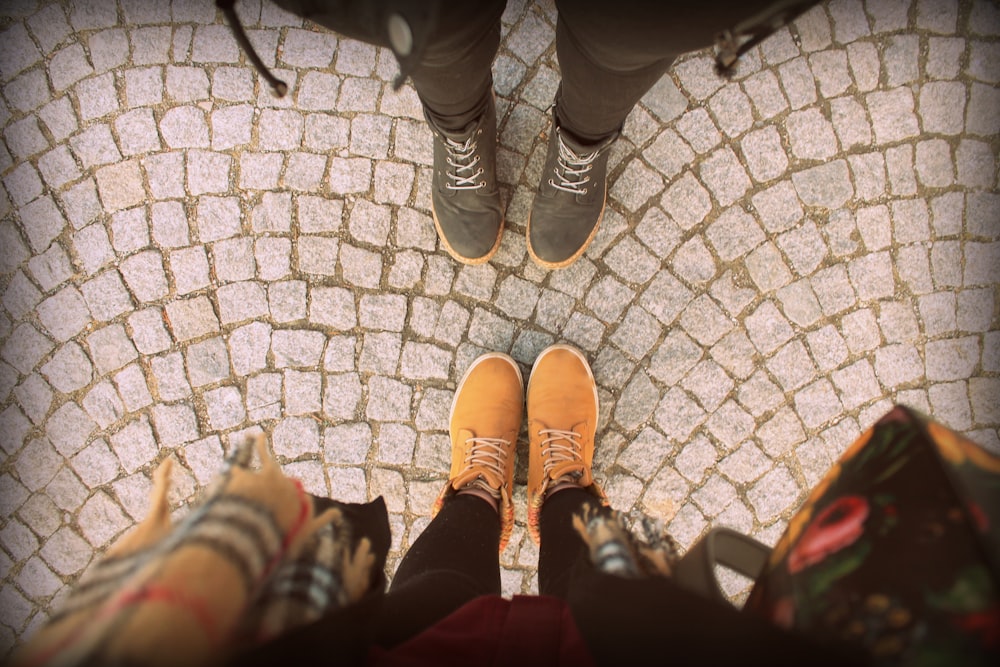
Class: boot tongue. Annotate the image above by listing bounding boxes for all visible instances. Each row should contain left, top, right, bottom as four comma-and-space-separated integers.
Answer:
543, 420, 592, 486
557, 126, 615, 157
451, 429, 504, 491
452, 467, 502, 491
547, 461, 588, 485
440, 116, 479, 142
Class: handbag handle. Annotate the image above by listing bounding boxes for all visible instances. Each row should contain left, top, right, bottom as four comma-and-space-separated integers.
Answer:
674, 527, 772, 606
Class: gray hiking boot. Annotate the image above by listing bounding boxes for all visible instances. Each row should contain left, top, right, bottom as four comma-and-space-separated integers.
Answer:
427, 97, 503, 265
527, 119, 616, 269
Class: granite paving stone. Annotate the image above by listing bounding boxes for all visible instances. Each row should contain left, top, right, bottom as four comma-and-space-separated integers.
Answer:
283, 370, 322, 416
5, 118, 49, 162
44, 402, 95, 458
928, 381, 973, 429
109, 208, 150, 254
39, 343, 92, 395
246, 373, 282, 421
672, 237, 718, 285
34, 288, 88, 344
72, 224, 115, 276
184, 334, 232, 387
165, 66, 210, 103
81, 382, 125, 431
86, 325, 138, 376
769, 339, 819, 391
150, 352, 191, 401
957, 288, 995, 332
13, 374, 52, 426
672, 109, 719, 156
211, 237, 257, 282
38, 527, 90, 577
12, 438, 61, 493
786, 107, 839, 160
149, 403, 199, 448
879, 301, 921, 344
27, 244, 73, 293
203, 384, 247, 431
0, 0, 998, 646
365, 376, 412, 422
609, 307, 661, 361
45, 466, 87, 511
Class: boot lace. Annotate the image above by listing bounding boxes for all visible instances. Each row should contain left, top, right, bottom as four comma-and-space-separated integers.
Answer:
548, 132, 598, 195
460, 437, 509, 498
538, 428, 585, 484
444, 132, 486, 190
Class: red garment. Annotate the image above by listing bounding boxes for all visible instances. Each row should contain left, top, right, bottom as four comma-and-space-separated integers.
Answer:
367, 594, 598, 667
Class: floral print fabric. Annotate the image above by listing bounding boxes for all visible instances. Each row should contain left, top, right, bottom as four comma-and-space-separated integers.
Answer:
745, 406, 1000, 666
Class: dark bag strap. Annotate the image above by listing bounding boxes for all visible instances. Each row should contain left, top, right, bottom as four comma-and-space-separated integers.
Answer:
674, 527, 772, 606
714, 0, 821, 74
218, 0, 289, 97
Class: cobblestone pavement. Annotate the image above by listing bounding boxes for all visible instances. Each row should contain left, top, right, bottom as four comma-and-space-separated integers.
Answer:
1, 0, 999, 652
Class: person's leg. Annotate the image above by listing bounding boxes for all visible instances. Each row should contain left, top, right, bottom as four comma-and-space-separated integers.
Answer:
552, 0, 791, 142
527, 1, 788, 268
406, 1, 505, 131
531, 473, 865, 665
271, 0, 506, 263
564, 566, 865, 666
552, 13, 665, 145
373, 494, 501, 647
374, 352, 523, 647
411, 1, 507, 264
525, 344, 609, 560
272, 0, 503, 127
537, 488, 604, 599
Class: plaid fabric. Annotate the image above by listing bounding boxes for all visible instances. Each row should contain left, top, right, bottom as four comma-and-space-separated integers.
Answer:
572, 504, 680, 579
14, 436, 376, 667
238, 506, 374, 643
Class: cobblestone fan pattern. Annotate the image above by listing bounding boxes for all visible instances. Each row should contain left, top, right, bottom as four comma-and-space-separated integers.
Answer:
1, 0, 999, 652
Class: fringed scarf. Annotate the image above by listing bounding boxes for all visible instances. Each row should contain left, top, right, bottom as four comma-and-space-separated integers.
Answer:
13, 436, 376, 667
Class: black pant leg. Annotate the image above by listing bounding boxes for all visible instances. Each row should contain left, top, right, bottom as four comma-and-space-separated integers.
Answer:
566, 569, 868, 666
373, 494, 502, 647
537, 488, 605, 599
533, 490, 866, 665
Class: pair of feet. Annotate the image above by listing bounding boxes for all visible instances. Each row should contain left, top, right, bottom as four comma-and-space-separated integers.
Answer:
433, 344, 607, 551
428, 98, 616, 269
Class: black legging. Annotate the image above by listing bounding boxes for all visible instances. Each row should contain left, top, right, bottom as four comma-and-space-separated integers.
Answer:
372, 489, 864, 665
240, 491, 863, 666
371, 488, 865, 665
374, 489, 601, 646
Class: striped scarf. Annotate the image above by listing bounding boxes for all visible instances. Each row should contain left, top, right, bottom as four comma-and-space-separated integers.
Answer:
13, 436, 375, 667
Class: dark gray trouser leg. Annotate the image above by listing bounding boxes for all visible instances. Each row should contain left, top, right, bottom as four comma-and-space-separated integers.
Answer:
553, 0, 789, 143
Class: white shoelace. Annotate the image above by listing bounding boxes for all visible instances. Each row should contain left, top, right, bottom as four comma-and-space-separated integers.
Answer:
444, 135, 486, 190
548, 134, 598, 195
460, 437, 509, 499
538, 428, 584, 483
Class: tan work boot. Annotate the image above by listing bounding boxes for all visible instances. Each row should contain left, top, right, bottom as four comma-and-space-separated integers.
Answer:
526, 344, 607, 544
432, 352, 523, 551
